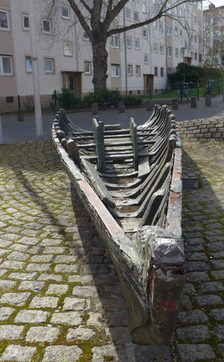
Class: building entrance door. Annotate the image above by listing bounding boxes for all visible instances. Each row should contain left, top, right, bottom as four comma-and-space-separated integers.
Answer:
62, 72, 82, 97
144, 74, 154, 97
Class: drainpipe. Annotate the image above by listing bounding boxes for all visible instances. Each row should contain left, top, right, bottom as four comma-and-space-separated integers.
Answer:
29, 0, 43, 138
123, 9, 128, 96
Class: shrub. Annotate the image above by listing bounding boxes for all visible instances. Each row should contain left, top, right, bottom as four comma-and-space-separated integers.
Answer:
57, 88, 81, 109
122, 94, 143, 106
82, 88, 121, 107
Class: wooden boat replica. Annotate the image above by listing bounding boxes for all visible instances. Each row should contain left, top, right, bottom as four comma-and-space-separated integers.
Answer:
52, 105, 184, 345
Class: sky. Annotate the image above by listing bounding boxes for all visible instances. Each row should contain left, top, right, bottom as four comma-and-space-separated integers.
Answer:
204, 0, 224, 7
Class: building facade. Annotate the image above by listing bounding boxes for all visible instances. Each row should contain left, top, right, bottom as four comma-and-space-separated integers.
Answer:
203, 4, 224, 68
0, 0, 203, 112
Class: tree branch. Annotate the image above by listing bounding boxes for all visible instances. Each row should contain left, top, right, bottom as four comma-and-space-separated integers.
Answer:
67, 0, 92, 38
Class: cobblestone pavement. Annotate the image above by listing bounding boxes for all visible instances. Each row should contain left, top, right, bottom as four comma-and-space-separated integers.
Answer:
0, 139, 223, 361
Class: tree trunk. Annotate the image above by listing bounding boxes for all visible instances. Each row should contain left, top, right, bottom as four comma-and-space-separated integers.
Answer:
91, 38, 108, 91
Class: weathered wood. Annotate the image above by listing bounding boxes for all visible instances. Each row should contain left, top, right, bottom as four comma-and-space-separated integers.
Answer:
67, 139, 81, 166
129, 117, 138, 170
92, 118, 105, 172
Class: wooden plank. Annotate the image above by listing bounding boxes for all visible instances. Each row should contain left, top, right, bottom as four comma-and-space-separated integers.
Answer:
92, 118, 105, 172
129, 117, 138, 171
138, 155, 150, 178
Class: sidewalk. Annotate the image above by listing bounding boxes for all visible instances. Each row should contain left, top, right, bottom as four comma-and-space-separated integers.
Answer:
1, 94, 223, 144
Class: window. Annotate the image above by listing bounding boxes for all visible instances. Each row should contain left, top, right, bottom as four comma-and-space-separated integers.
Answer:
134, 11, 139, 22
126, 37, 132, 48
22, 14, 29, 30
154, 67, 158, 76
110, 34, 119, 48
0, 55, 13, 75
167, 47, 172, 57
0, 10, 10, 31
144, 53, 149, 64
175, 48, 179, 57
127, 64, 133, 76
159, 44, 164, 54
174, 27, 178, 36
111, 64, 120, 78
62, 5, 70, 19
134, 39, 140, 50
135, 65, 141, 76
195, 52, 197, 60
194, 35, 197, 42
125, 8, 131, 20
160, 67, 164, 77
84, 61, 91, 74
153, 43, 158, 54
159, 21, 163, 32
143, 29, 147, 39
166, 25, 172, 34
6, 96, 13, 103
25, 56, 32, 72
83, 32, 89, 40
199, 53, 202, 62
142, 2, 147, 13
64, 42, 72, 56
45, 58, 54, 73
42, 19, 51, 33
153, 20, 157, 29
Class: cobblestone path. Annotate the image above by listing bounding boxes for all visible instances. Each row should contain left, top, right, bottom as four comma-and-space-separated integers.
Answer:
0, 139, 223, 361
173, 140, 224, 361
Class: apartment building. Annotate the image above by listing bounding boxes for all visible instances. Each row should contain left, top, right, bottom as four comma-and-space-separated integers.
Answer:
0, 0, 203, 112
203, 4, 224, 67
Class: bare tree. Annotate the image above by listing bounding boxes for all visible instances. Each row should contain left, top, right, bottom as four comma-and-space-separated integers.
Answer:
49, 0, 203, 90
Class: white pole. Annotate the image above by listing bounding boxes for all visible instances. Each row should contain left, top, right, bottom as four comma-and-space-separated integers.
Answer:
0, 113, 3, 144
29, 0, 43, 138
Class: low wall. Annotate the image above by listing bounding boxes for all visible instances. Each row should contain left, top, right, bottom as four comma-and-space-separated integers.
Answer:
178, 116, 224, 142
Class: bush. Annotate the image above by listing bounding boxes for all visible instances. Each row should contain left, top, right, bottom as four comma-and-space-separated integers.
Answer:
122, 94, 143, 106
82, 88, 121, 107
57, 88, 81, 109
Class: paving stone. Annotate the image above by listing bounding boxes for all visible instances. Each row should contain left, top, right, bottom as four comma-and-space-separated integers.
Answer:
68, 275, 93, 284
211, 270, 224, 280
42, 345, 82, 361
180, 295, 193, 310
92, 345, 118, 362
185, 271, 210, 282
177, 344, 215, 361
0, 307, 15, 321
0, 280, 16, 289
50, 311, 82, 325
210, 309, 224, 321
87, 312, 104, 327
66, 327, 95, 341
0, 249, 9, 257
9, 244, 29, 252
30, 254, 53, 262
17, 236, 39, 245
54, 255, 78, 263
183, 283, 196, 295
185, 261, 210, 272
193, 294, 223, 306
18, 280, 45, 291
46, 283, 68, 295
72, 286, 99, 297
43, 246, 65, 254
176, 325, 210, 343
178, 310, 209, 325
54, 264, 79, 273
7, 251, 29, 261
214, 325, 224, 340
0, 240, 12, 248
0, 269, 7, 276
8, 272, 37, 280
0, 325, 24, 340
26, 326, 60, 343
199, 281, 224, 293
39, 238, 62, 246
185, 252, 208, 261
38, 273, 63, 282
218, 344, 224, 357
29, 296, 59, 309
63, 297, 89, 311
0, 292, 31, 306
210, 260, 224, 269
0, 345, 37, 361
14, 310, 48, 324
0, 260, 25, 270
26, 263, 51, 272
